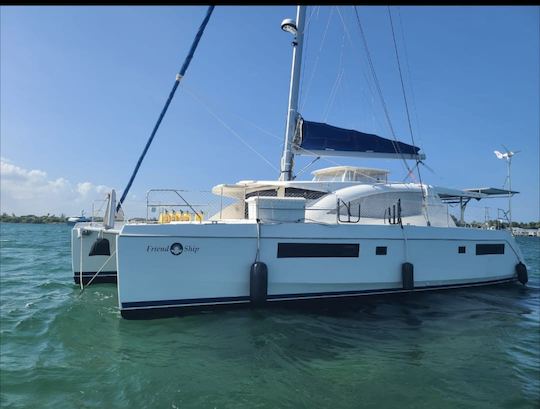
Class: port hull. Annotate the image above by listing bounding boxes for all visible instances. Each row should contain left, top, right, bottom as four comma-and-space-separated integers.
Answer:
71, 224, 118, 284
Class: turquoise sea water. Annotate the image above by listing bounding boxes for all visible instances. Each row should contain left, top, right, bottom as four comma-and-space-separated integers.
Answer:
0, 223, 539, 409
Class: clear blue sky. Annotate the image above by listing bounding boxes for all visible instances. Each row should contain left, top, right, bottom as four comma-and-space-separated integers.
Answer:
1, 6, 538, 221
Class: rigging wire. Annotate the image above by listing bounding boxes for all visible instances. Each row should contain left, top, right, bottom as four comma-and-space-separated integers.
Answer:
298, 6, 318, 107
183, 84, 383, 183
300, 6, 334, 111
297, 7, 411, 182
322, 32, 346, 121
183, 83, 284, 142
387, 7, 425, 193
351, 6, 413, 177
388, 7, 418, 163
388, 6, 430, 224
334, 7, 381, 123
184, 87, 279, 172
293, 156, 321, 180
397, 7, 425, 156
396, 8, 436, 183
322, 70, 344, 122
116, 6, 215, 212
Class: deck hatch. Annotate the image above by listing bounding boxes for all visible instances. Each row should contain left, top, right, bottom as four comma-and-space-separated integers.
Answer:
277, 243, 359, 258
476, 244, 504, 255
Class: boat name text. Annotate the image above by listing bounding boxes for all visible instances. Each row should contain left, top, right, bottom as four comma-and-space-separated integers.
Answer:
146, 243, 200, 255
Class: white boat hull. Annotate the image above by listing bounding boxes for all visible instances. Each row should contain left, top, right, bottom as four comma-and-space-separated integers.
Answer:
116, 222, 522, 318
71, 224, 119, 284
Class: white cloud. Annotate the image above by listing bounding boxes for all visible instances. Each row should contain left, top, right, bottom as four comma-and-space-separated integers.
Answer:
0, 158, 113, 216
76, 182, 94, 196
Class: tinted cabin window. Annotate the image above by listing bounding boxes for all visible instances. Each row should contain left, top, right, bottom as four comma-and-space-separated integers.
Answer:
458, 246, 466, 254
376, 246, 387, 255
476, 244, 505, 255
277, 243, 359, 258
245, 188, 326, 200
245, 189, 277, 199
284, 188, 326, 200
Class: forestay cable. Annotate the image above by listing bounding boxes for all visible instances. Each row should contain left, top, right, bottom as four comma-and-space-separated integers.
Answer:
117, 6, 216, 212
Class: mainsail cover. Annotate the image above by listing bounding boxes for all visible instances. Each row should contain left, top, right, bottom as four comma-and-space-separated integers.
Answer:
292, 118, 425, 160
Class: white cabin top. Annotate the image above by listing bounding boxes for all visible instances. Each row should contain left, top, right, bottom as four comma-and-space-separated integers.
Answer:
311, 166, 389, 183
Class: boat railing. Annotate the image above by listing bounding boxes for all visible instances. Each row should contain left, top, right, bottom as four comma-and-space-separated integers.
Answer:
337, 199, 361, 223
446, 202, 515, 230
91, 199, 108, 223
383, 199, 402, 225
330, 196, 451, 227
144, 189, 215, 222
84, 187, 511, 229
109, 188, 459, 227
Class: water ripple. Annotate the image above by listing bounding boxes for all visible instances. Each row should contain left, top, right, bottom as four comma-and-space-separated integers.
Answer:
0, 225, 539, 409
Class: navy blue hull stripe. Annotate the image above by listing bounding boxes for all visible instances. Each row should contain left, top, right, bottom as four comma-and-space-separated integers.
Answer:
74, 271, 117, 285
75, 276, 117, 283
122, 296, 250, 309
74, 271, 117, 277
265, 278, 515, 300
121, 277, 516, 310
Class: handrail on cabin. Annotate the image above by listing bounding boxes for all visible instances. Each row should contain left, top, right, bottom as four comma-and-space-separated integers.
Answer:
337, 199, 361, 224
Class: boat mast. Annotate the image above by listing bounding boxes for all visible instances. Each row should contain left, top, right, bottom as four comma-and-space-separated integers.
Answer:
279, 5, 307, 181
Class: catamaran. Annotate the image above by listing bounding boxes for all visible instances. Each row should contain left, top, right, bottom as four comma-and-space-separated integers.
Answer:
71, 6, 528, 319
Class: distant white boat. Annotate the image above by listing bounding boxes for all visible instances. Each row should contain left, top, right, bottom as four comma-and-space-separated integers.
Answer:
71, 6, 528, 319
67, 211, 91, 225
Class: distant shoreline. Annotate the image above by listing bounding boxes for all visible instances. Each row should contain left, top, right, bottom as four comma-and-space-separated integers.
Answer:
0, 214, 105, 224
1, 213, 538, 229
1, 214, 67, 224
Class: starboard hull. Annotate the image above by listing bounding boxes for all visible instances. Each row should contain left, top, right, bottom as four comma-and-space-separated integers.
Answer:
115, 222, 523, 319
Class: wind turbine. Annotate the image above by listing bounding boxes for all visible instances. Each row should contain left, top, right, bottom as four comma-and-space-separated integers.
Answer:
493, 145, 520, 229
494, 145, 520, 163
